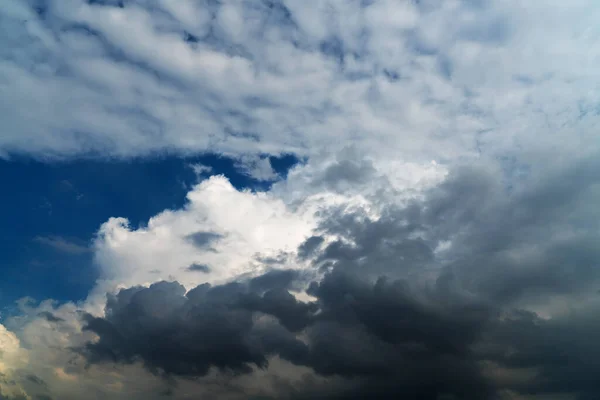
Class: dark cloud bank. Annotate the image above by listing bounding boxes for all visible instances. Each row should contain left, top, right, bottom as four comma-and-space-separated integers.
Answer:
80, 159, 600, 400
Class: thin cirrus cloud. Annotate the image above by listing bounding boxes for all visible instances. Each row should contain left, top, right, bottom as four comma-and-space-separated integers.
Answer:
1, 1, 600, 400
33, 235, 90, 255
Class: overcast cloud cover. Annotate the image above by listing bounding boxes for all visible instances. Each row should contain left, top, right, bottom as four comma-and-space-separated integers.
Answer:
1, 0, 600, 399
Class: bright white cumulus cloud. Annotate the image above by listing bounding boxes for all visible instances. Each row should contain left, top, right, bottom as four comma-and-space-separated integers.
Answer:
93, 175, 316, 292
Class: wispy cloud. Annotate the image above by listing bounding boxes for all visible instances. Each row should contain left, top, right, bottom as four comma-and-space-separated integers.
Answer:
33, 235, 90, 255
235, 155, 280, 181
188, 162, 213, 177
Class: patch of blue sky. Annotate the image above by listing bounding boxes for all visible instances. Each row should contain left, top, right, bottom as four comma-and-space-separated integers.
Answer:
0, 153, 299, 310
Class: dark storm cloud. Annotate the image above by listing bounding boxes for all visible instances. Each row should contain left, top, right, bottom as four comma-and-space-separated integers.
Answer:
301, 271, 495, 399
247, 269, 300, 292
478, 306, 600, 398
310, 205, 435, 280
297, 236, 324, 260
311, 157, 600, 304
81, 280, 309, 377
422, 159, 600, 305
81, 157, 600, 399
82, 269, 495, 399
307, 157, 600, 398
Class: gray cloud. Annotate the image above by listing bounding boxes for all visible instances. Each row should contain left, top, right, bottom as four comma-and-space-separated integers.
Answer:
185, 231, 224, 250
81, 280, 308, 377
297, 236, 324, 260
24, 375, 46, 389
36, 312, 64, 323
235, 155, 280, 182
81, 269, 494, 399
33, 236, 90, 255
186, 263, 211, 273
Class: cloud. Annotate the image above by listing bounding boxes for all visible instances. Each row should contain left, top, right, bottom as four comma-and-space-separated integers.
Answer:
185, 231, 224, 249
186, 263, 211, 273
79, 271, 493, 399
91, 175, 316, 294
80, 280, 306, 377
1, 154, 599, 398
188, 162, 213, 177
2, 1, 600, 399
33, 236, 90, 255
2, 0, 599, 164
234, 155, 280, 182
36, 311, 64, 323
0, 324, 29, 399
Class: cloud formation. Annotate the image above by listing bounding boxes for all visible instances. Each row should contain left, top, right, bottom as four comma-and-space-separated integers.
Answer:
2, 1, 600, 399
2, 0, 600, 162
1, 155, 599, 398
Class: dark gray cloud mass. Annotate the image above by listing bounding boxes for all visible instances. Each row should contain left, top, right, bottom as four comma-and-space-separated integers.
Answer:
82, 272, 492, 399
81, 278, 309, 378
80, 159, 600, 399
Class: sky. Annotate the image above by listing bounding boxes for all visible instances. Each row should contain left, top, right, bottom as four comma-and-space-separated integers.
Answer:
1, 0, 600, 399
0, 153, 299, 307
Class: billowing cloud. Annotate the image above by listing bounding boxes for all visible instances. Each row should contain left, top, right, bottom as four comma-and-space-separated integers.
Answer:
0, 324, 29, 399
1, 154, 599, 398
90, 175, 317, 296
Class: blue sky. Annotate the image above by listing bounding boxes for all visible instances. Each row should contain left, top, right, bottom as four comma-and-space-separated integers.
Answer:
2, 1, 600, 399
0, 153, 298, 308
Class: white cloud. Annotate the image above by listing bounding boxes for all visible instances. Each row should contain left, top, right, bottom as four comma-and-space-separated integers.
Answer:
1, 0, 599, 164
0, 324, 25, 372
91, 175, 317, 295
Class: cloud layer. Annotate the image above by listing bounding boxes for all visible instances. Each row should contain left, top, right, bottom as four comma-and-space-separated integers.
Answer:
2, 0, 600, 162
